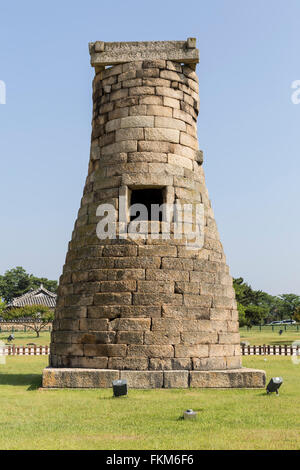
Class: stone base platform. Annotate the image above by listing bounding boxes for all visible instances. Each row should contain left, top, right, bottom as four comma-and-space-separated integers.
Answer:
42, 367, 266, 389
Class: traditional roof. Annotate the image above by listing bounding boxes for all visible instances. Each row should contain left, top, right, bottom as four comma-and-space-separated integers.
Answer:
8, 285, 57, 308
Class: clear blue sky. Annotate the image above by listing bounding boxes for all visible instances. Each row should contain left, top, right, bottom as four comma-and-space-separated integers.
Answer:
0, 0, 299, 295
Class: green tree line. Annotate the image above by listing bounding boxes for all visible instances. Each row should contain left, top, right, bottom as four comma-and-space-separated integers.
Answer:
0, 267, 58, 303
233, 277, 300, 326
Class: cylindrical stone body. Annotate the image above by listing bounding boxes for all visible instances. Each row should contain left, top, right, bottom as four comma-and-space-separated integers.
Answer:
50, 59, 241, 372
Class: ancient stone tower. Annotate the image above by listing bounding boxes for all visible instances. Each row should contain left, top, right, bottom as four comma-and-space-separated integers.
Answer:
43, 39, 265, 388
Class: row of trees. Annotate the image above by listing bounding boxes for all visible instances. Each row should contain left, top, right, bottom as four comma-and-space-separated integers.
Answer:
233, 277, 300, 327
0, 267, 58, 303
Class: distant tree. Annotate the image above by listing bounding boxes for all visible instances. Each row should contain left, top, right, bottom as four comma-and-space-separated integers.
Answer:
244, 305, 268, 326
276, 294, 300, 320
237, 302, 248, 327
0, 267, 58, 303
293, 306, 300, 323
233, 277, 280, 325
2, 305, 54, 337
0, 300, 6, 316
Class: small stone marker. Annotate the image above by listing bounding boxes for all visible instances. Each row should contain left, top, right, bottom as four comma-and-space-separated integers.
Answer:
183, 409, 197, 420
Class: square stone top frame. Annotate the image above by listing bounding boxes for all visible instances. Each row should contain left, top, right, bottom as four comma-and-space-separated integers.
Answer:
89, 39, 199, 70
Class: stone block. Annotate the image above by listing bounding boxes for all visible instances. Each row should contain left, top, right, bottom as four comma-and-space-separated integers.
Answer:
209, 344, 235, 357
108, 357, 149, 370
42, 368, 119, 388
100, 280, 136, 292
183, 294, 212, 308
100, 140, 137, 155
163, 96, 180, 109
156, 87, 183, 100
79, 318, 109, 331
107, 268, 145, 281
129, 105, 148, 116
63, 356, 109, 369
115, 127, 144, 142
133, 292, 182, 306
121, 78, 143, 88
114, 257, 161, 269
53, 343, 84, 356
168, 153, 193, 170
144, 332, 181, 345
190, 368, 266, 388
129, 86, 155, 96
173, 108, 194, 125
155, 116, 186, 131
116, 331, 143, 344
120, 371, 163, 388
226, 356, 242, 369
94, 293, 132, 305
127, 345, 174, 358
181, 332, 218, 344
192, 356, 226, 371
175, 282, 199, 294
161, 258, 193, 270
174, 344, 209, 358
164, 371, 189, 388
146, 269, 189, 282
137, 280, 174, 293
146, 104, 172, 117
152, 318, 182, 332
138, 245, 177, 257
74, 331, 116, 344
109, 318, 151, 331
144, 128, 180, 143
143, 77, 170, 87
120, 115, 154, 128
218, 333, 240, 344
84, 344, 127, 357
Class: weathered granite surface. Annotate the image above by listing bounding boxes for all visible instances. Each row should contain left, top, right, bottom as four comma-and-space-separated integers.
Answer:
89, 39, 199, 69
43, 368, 266, 388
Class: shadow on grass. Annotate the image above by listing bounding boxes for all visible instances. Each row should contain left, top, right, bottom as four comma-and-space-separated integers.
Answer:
0, 373, 42, 390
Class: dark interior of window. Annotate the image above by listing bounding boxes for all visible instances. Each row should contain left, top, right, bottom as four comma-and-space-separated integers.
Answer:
130, 189, 164, 221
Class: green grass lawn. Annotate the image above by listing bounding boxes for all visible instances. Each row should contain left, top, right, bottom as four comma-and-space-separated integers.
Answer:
0, 330, 50, 346
0, 355, 299, 449
240, 326, 300, 346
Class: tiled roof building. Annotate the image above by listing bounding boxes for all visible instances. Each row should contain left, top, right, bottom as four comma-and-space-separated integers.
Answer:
8, 285, 57, 309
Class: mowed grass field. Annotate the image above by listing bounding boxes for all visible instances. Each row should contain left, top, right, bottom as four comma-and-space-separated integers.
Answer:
240, 326, 300, 346
0, 355, 299, 450
0, 330, 50, 346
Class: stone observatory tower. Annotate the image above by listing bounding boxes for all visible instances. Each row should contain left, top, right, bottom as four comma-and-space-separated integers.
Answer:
43, 39, 265, 388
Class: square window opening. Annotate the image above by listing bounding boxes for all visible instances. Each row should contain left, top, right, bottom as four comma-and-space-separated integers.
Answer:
130, 188, 165, 222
